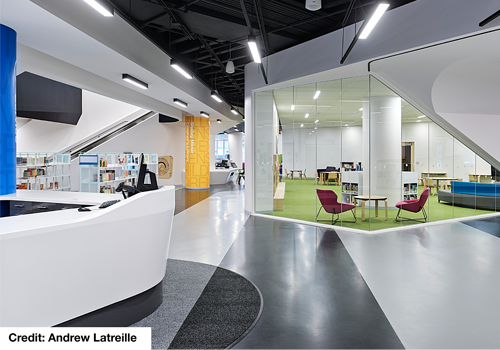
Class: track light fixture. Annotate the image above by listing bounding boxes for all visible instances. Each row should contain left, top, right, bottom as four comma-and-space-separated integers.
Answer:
83, 0, 114, 17
173, 98, 187, 108
122, 74, 148, 89
211, 91, 222, 102
200, 111, 210, 118
359, 3, 390, 39
170, 59, 193, 79
231, 107, 238, 115
247, 35, 261, 63
217, 119, 222, 123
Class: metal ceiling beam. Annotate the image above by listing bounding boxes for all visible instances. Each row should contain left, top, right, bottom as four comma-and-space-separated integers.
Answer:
239, 0, 253, 35
198, 37, 243, 93
252, 0, 270, 55
238, 0, 268, 84
479, 9, 500, 27
204, 0, 311, 34
141, 11, 169, 28
342, 0, 357, 27
267, 1, 375, 35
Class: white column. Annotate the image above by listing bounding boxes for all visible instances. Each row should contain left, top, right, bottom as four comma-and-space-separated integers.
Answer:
367, 95, 402, 207
228, 132, 243, 168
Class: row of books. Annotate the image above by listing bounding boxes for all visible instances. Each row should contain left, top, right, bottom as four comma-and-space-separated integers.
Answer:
16, 182, 60, 190
22, 168, 45, 178
16, 156, 55, 166
404, 183, 418, 194
342, 183, 359, 192
100, 171, 115, 182
404, 194, 418, 200
100, 186, 116, 194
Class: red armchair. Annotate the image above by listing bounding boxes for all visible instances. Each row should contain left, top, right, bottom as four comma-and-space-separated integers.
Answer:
316, 189, 356, 225
395, 187, 430, 222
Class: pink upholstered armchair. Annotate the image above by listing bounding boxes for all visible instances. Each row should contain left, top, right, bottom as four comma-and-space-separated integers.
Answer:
395, 187, 430, 222
316, 189, 356, 225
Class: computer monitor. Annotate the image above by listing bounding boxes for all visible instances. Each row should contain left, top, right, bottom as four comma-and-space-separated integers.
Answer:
137, 153, 158, 192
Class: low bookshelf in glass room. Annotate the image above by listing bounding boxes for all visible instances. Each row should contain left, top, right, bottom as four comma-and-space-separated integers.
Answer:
79, 152, 158, 194
16, 152, 71, 191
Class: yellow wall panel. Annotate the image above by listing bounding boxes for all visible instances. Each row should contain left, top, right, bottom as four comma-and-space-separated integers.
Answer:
185, 115, 210, 189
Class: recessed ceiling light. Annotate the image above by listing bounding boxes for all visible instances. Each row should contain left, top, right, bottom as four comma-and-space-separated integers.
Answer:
200, 111, 210, 118
83, 0, 114, 17
312, 130, 314, 133
301, 124, 304, 127
305, 113, 309, 118
314, 119, 319, 123
231, 107, 238, 115
416, 120, 422, 122
359, 108, 363, 111
345, 124, 348, 127
417, 115, 425, 118
211, 91, 222, 102
170, 59, 193, 79
359, 3, 390, 39
313, 90, 321, 99
234, 128, 239, 131
122, 74, 148, 89
291, 105, 295, 111
173, 98, 187, 108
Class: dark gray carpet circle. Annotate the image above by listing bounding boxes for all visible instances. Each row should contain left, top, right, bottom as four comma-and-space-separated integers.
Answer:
168, 266, 262, 349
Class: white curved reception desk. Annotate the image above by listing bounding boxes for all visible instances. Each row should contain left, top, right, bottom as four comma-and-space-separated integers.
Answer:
0, 186, 175, 327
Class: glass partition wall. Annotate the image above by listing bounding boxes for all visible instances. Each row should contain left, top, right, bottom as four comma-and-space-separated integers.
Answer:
255, 74, 499, 231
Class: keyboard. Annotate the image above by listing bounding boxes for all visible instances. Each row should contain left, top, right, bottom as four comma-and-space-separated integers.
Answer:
99, 200, 121, 209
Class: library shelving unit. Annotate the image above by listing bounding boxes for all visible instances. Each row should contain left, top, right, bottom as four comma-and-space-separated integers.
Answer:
341, 171, 363, 205
341, 162, 355, 171
16, 152, 71, 191
79, 152, 158, 194
402, 171, 419, 200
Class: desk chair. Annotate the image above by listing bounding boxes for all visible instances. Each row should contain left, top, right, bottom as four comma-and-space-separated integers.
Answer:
302, 169, 307, 180
284, 169, 292, 179
314, 171, 320, 185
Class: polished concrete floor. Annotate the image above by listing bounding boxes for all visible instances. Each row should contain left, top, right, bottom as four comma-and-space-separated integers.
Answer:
168, 183, 500, 349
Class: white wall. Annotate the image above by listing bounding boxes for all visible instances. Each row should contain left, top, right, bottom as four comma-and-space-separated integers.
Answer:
71, 115, 185, 190
16, 90, 146, 152
402, 122, 491, 182
281, 126, 362, 178
228, 133, 243, 168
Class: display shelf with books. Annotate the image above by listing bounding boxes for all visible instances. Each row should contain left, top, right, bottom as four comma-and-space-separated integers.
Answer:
79, 152, 158, 193
402, 171, 419, 200
341, 170, 363, 205
16, 152, 71, 191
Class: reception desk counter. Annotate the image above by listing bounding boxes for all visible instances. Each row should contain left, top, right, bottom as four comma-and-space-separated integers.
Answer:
0, 186, 175, 327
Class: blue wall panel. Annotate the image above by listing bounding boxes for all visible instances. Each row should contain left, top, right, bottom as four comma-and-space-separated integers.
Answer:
0, 24, 16, 195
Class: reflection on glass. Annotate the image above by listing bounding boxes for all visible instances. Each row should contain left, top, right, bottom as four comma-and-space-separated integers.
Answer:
255, 74, 498, 230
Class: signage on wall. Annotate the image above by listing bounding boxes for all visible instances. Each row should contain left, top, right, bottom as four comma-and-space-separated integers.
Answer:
185, 115, 210, 188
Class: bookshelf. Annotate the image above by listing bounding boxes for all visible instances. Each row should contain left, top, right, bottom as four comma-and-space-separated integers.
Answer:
402, 172, 419, 200
341, 162, 355, 171
16, 152, 71, 191
79, 152, 158, 194
341, 171, 363, 205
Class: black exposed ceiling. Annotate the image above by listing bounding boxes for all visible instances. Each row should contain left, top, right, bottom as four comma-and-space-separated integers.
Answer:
107, 0, 415, 109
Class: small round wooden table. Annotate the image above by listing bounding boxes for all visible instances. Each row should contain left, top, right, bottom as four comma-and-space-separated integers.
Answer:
353, 195, 388, 221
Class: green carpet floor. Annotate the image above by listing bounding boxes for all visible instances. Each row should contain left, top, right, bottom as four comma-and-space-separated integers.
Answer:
270, 178, 499, 231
